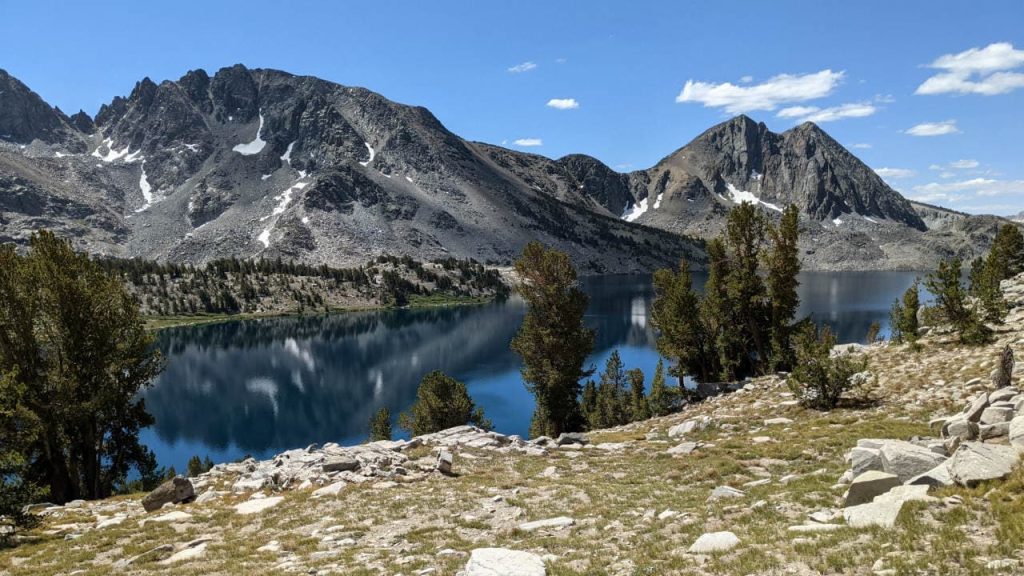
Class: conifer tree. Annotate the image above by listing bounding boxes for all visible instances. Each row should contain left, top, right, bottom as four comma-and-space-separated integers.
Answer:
369, 407, 393, 442
511, 242, 594, 437
766, 205, 801, 370
647, 359, 672, 417
399, 371, 490, 436
597, 351, 629, 427
0, 231, 164, 503
926, 258, 992, 344
627, 368, 649, 422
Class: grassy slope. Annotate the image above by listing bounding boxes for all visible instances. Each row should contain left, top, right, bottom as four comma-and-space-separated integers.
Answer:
5, 293, 1024, 574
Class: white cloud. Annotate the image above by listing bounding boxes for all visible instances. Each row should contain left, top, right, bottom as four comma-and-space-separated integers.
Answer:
514, 138, 543, 147
874, 167, 916, 179
916, 42, 1024, 96
850, 143, 872, 149
675, 69, 844, 114
546, 98, 579, 110
507, 62, 537, 73
906, 120, 959, 136
930, 159, 979, 170
740, 75, 753, 83
777, 102, 876, 123
909, 178, 1024, 206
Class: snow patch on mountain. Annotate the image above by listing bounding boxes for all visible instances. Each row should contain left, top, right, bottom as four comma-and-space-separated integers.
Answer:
621, 196, 649, 222
724, 183, 782, 212
281, 141, 295, 165
92, 139, 135, 163
359, 142, 375, 167
653, 193, 664, 210
233, 112, 267, 155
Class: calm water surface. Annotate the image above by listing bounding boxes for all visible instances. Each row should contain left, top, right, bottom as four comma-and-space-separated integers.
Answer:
140, 271, 926, 471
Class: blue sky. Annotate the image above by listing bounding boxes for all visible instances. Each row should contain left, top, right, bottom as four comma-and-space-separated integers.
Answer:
2, 0, 1023, 215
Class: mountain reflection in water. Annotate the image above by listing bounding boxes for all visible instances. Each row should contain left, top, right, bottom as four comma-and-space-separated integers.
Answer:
141, 271, 925, 471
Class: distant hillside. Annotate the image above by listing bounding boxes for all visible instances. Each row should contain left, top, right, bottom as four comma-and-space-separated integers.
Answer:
100, 255, 509, 321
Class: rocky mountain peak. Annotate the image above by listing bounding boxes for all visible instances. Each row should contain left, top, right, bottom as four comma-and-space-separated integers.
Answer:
0, 69, 82, 149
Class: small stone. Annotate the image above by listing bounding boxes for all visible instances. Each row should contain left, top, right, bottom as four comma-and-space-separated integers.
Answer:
764, 417, 793, 426
436, 451, 454, 475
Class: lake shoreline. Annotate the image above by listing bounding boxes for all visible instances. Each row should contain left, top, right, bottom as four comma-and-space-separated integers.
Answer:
143, 293, 501, 331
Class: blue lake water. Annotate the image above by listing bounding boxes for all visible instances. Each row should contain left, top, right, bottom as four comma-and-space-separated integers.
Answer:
140, 271, 926, 472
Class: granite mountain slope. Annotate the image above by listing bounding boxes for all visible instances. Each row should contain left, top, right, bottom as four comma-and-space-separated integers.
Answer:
0, 65, 699, 274
0, 66, 1011, 271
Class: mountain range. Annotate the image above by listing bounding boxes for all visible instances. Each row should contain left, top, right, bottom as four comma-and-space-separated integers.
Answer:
0, 65, 1011, 273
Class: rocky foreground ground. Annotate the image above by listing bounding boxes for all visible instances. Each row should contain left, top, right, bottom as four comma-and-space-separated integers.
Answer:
4, 279, 1024, 575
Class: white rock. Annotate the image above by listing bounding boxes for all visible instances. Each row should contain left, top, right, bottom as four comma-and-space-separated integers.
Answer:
257, 540, 281, 553
148, 511, 192, 524
787, 524, 843, 533
234, 496, 284, 515
764, 417, 793, 426
312, 481, 346, 498
843, 499, 905, 529
878, 440, 948, 482
668, 416, 711, 438
159, 541, 209, 564
1010, 415, 1024, 448
464, 548, 546, 576
844, 471, 900, 507
688, 531, 740, 553
518, 516, 575, 532
946, 442, 1022, 487
708, 485, 745, 501
667, 441, 698, 455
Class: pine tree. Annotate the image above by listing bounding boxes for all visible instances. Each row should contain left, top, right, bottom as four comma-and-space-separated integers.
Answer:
926, 258, 992, 344
970, 255, 1008, 324
0, 370, 43, 540
186, 455, 214, 477
0, 232, 164, 503
627, 368, 649, 422
581, 380, 599, 429
766, 204, 801, 370
647, 359, 672, 417
789, 323, 867, 410
651, 259, 714, 384
596, 351, 629, 427
988, 224, 1024, 280
723, 202, 770, 371
511, 242, 594, 437
889, 282, 920, 345
399, 371, 490, 436
369, 407, 393, 442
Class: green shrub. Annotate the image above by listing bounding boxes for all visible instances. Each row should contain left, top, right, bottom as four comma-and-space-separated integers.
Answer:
788, 323, 869, 410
